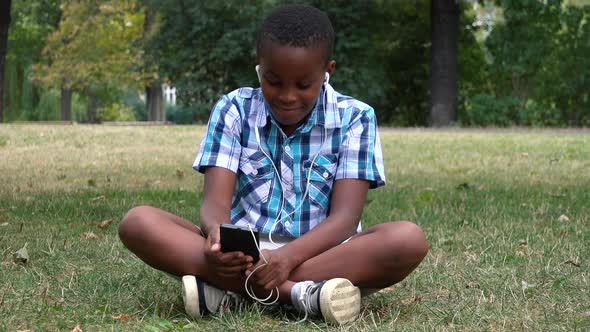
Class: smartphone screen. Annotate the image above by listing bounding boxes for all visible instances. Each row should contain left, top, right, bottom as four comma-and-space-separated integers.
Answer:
220, 224, 260, 263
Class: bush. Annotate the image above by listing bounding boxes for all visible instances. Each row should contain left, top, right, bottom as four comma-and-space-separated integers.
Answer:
462, 94, 571, 127
121, 90, 147, 121
97, 103, 136, 122
166, 103, 210, 124
26, 89, 85, 122
462, 94, 521, 126
518, 99, 562, 127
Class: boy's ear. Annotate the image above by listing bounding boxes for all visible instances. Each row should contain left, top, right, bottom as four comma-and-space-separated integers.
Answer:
325, 60, 336, 78
255, 65, 262, 83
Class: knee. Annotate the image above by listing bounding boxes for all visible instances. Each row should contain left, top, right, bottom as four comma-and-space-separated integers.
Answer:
382, 221, 429, 263
118, 205, 153, 244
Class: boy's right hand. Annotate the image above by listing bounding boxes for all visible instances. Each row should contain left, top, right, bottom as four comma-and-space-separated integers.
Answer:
204, 226, 253, 278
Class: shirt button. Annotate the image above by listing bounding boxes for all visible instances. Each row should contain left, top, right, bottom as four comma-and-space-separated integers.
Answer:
285, 221, 291, 227
252, 169, 258, 176
323, 172, 329, 178
284, 146, 291, 152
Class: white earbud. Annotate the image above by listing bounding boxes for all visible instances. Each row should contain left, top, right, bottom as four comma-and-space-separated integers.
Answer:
255, 65, 261, 83
324, 72, 330, 85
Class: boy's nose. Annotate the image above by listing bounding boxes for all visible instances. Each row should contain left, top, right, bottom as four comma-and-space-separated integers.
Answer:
278, 88, 297, 105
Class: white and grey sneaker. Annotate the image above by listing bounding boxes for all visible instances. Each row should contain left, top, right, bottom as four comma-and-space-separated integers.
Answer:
291, 278, 361, 325
182, 275, 247, 318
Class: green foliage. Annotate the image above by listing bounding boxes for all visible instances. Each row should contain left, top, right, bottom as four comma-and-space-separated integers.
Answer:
28, 89, 86, 121
482, 0, 590, 126
463, 94, 568, 127
3, 0, 61, 121
6, 0, 588, 126
165, 104, 209, 125
121, 89, 147, 121
29, 0, 145, 122
31, 0, 144, 90
146, 0, 484, 126
145, 0, 265, 122
97, 103, 136, 122
462, 93, 521, 126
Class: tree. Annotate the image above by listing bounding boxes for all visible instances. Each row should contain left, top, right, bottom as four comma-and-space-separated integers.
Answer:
142, 6, 163, 122
3, 0, 61, 121
429, 0, 459, 126
31, 0, 143, 121
0, 0, 12, 122
475, 0, 590, 126
145, 1, 265, 122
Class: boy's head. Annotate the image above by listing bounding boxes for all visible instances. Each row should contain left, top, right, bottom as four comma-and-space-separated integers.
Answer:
256, 4, 335, 65
256, 5, 336, 135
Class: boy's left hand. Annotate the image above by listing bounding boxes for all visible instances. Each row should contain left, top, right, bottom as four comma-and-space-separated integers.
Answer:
246, 247, 295, 290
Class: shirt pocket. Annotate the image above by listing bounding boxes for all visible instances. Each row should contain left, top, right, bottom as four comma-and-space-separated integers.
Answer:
302, 154, 338, 208
238, 148, 275, 204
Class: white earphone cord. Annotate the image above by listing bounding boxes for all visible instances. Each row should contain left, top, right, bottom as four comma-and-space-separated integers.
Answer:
245, 80, 330, 306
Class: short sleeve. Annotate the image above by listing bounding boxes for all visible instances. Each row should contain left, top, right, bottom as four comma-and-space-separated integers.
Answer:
193, 95, 242, 174
335, 107, 386, 189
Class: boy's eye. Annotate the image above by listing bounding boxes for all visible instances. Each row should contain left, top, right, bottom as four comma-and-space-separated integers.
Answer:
265, 79, 281, 87
297, 83, 312, 90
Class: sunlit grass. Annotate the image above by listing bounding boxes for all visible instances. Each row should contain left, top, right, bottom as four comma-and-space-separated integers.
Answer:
0, 124, 588, 331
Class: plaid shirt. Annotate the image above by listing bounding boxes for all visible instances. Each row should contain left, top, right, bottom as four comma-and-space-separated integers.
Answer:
194, 84, 385, 238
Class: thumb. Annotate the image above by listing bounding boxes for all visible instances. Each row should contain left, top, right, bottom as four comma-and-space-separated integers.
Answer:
211, 242, 221, 251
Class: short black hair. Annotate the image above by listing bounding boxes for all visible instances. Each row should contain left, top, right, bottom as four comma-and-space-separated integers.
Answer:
256, 4, 335, 64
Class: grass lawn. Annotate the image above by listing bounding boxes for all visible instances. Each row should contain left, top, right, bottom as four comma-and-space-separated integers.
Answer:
0, 124, 588, 331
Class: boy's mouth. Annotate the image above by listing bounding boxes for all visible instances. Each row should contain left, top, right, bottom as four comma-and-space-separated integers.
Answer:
274, 105, 303, 113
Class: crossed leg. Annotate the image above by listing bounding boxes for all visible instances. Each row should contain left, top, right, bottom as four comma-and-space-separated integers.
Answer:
118, 205, 429, 302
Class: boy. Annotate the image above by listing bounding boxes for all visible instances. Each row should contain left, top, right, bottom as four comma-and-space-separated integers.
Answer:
119, 4, 428, 325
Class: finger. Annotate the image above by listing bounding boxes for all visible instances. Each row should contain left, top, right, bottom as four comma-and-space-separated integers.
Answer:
245, 262, 264, 279
219, 271, 241, 278
264, 279, 277, 290
258, 270, 275, 287
218, 265, 245, 274
218, 251, 247, 264
254, 268, 273, 287
209, 227, 220, 245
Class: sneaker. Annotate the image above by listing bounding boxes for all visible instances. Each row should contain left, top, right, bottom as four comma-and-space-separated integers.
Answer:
292, 278, 361, 325
182, 275, 247, 318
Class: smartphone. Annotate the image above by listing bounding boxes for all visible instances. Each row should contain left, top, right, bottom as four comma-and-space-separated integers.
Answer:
219, 224, 260, 263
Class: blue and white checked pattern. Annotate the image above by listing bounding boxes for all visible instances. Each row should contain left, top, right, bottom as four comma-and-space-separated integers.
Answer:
193, 84, 385, 238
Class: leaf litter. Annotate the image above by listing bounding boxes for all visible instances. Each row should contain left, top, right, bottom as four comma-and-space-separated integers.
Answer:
80, 232, 99, 239
111, 314, 134, 321
97, 219, 113, 229
521, 280, 537, 291
13, 245, 29, 264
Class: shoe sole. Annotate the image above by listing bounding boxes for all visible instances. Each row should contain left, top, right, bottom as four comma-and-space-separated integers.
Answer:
319, 278, 361, 325
182, 275, 201, 318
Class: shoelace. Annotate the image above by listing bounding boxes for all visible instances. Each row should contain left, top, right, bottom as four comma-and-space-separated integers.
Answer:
218, 291, 246, 316
296, 281, 321, 323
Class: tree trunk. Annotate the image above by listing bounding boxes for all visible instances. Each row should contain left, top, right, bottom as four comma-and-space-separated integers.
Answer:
429, 0, 459, 127
146, 82, 164, 121
60, 87, 72, 121
143, 8, 164, 122
0, 0, 12, 123
87, 93, 99, 123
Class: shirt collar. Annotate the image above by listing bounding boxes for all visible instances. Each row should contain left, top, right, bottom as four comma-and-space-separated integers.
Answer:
255, 83, 341, 132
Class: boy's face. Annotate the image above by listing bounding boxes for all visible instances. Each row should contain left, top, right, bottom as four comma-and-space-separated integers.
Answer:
258, 44, 335, 135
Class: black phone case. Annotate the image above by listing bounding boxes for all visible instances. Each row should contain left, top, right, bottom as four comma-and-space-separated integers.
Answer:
220, 224, 260, 263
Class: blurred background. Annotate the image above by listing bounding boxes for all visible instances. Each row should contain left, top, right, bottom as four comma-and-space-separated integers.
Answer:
0, 0, 588, 127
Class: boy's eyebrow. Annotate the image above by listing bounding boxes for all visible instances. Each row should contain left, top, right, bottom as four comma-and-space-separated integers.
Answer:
264, 70, 316, 82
